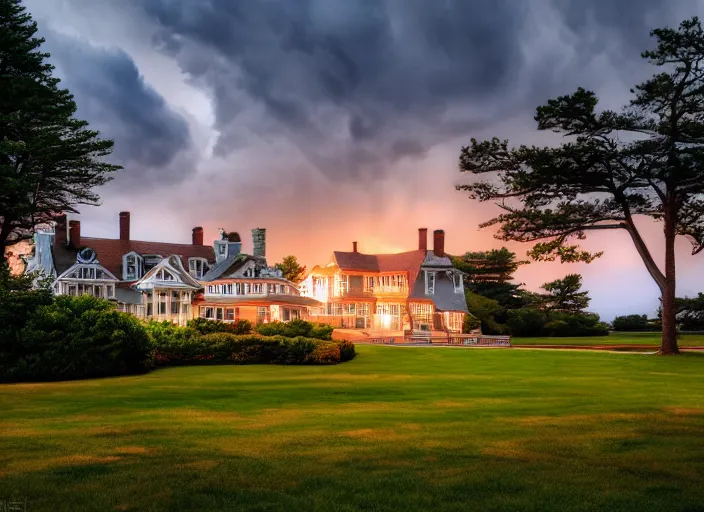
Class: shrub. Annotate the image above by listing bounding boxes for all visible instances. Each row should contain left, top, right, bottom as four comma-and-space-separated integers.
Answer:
1, 295, 152, 382
151, 330, 354, 366
309, 322, 334, 341
187, 317, 252, 335
612, 314, 652, 331
0, 265, 53, 352
336, 340, 356, 362
307, 342, 340, 364
254, 319, 333, 340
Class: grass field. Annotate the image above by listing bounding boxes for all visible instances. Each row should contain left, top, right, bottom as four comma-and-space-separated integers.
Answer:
2, 345, 704, 511
512, 332, 704, 347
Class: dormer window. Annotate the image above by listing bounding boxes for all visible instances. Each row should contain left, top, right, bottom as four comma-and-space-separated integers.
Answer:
123, 252, 143, 281
143, 254, 163, 272
188, 257, 209, 279
425, 271, 436, 295
453, 273, 463, 294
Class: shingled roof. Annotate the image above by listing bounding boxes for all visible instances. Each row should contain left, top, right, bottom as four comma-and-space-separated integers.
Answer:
332, 249, 427, 284
53, 238, 215, 280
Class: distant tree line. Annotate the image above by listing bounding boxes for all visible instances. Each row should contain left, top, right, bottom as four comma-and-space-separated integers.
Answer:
452, 249, 608, 337
613, 294, 704, 332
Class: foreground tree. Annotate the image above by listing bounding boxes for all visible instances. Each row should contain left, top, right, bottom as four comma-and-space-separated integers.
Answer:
275, 255, 306, 283
0, 0, 120, 263
539, 274, 591, 314
458, 18, 704, 354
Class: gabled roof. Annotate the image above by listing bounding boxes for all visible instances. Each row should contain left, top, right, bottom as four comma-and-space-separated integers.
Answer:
52, 238, 215, 279
201, 253, 260, 282
133, 255, 203, 290
332, 249, 427, 284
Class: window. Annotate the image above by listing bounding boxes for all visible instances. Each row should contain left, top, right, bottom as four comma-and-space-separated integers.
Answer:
143, 255, 163, 272
225, 308, 236, 321
344, 303, 356, 315
155, 269, 175, 281
336, 275, 349, 295
279, 285, 286, 294
364, 276, 375, 291
453, 273, 463, 293
253, 284, 262, 294
268, 284, 276, 294
171, 301, 180, 315
123, 252, 143, 280
216, 308, 223, 321
218, 244, 226, 255
291, 309, 301, 320
425, 271, 436, 295
282, 308, 291, 321
188, 258, 209, 279
182, 303, 189, 314
244, 283, 251, 294
358, 303, 370, 317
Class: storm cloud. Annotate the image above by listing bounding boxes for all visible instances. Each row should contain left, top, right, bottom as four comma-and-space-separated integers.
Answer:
40, 28, 193, 188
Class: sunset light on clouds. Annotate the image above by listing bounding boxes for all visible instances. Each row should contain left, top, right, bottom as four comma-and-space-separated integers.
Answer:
22, 0, 704, 320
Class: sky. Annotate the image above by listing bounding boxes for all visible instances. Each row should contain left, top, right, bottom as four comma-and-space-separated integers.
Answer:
21, 0, 704, 320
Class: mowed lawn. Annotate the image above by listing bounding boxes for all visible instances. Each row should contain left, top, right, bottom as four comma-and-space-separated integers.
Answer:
513, 332, 704, 347
2, 347, 704, 512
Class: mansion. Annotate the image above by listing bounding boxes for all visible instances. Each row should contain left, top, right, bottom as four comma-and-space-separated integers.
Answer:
22, 212, 319, 326
20, 213, 471, 334
299, 229, 470, 333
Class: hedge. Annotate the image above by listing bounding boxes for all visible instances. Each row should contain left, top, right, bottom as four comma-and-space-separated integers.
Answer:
0, 295, 152, 382
253, 319, 334, 340
152, 332, 356, 366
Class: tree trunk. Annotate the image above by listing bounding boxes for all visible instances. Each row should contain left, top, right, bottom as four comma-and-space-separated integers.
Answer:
660, 207, 679, 355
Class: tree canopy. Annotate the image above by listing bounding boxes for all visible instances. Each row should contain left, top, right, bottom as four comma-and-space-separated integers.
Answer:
0, 0, 120, 261
458, 17, 704, 354
275, 255, 306, 284
539, 274, 591, 314
451, 247, 529, 310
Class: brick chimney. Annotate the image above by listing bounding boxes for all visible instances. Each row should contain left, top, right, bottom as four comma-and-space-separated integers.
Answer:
69, 220, 81, 249
252, 228, 266, 259
353, 241, 358, 253
192, 226, 204, 246
54, 214, 68, 247
418, 228, 428, 251
433, 229, 445, 257
119, 211, 130, 241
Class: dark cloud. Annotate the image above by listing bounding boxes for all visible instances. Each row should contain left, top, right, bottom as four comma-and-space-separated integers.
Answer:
138, 0, 530, 181
40, 29, 193, 188
134, 0, 693, 184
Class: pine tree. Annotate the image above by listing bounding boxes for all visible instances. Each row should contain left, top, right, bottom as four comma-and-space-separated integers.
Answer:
0, 0, 120, 262
458, 18, 704, 354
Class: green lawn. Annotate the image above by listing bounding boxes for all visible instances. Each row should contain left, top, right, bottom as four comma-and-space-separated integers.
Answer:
2, 346, 704, 512
512, 332, 704, 347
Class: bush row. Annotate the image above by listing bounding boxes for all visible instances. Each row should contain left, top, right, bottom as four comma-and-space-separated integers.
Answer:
0, 294, 353, 383
149, 330, 355, 366
185, 317, 334, 340
505, 309, 609, 337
